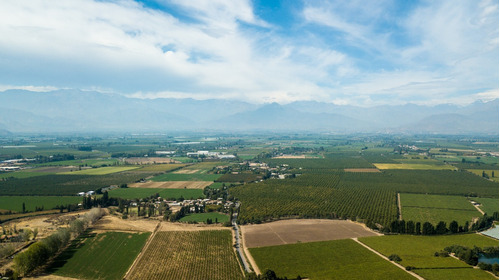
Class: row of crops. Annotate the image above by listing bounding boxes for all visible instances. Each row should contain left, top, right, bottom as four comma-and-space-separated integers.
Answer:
231, 168, 498, 226
231, 173, 397, 226
127, 230, 243, 280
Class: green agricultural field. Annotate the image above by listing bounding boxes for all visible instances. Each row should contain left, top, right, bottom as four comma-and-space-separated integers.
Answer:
467, 169, 499, 182
339, 170, 498, 197
127, 230, 243, 280
179, 212, 229, 223
231, 173, 398, 226
133, 163, 186, 172
359, 234, 498, 280
108, 187, 204, 200
0, 171, 53, 179
50, 231, 150, 280
182, 161, 226, 170
215, 173, 261, 183
266, 153, 374, 169
250, 239, 414, 280
374, 163, 456, 170
0, 196, 83, 212
208, 182, 225, 189
0, 172, 157, 196
400, 193, 482, 225
473, 197, 499, 216
34, 158, 119, 167
58, 166, 140, 175
151, 173, 221, 182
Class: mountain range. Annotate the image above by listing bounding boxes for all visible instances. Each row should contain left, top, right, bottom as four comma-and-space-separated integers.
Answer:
0, 89, 497, 134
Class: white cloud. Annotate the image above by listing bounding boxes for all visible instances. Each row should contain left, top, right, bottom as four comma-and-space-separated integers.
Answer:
0, 0, 496, 106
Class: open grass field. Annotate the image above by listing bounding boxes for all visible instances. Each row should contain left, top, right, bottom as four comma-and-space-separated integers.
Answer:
151, 173, 221, 182
473, 197, 499, 216
467, 169, 499, 182
249, 238, 415, 280
359, 234, 498, 280
58, 166, 141, 175
242, 219, 380, 248
126, 230, 243, 280
129, 181, 212, 189
179, 212, 230, 223
0, 196, 83, 212
50, 231, 150, 280
400, 193, 481, 224
374, 163, 457, 170
108, 187, 204, 200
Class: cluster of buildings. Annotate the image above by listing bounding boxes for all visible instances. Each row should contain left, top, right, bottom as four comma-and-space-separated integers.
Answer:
0, 158, 35, 172
186, 150, 236, 159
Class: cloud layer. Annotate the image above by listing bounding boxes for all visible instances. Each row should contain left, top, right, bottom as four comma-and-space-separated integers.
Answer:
0, 0, 497, 105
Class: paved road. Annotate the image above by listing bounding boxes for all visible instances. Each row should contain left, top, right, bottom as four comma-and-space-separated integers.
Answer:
232, 210, 252, 273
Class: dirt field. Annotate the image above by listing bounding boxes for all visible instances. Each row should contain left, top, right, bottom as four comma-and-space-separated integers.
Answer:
158, 222, 227, 232
92, 215, 159, 232
344, 168, 381, 173
128, 180, 212, 189
125, 157, 178, 164
241, 219, 381, 248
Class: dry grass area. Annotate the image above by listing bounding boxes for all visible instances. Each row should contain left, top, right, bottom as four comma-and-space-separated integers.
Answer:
241, 219, 381, 248
158, 222, 227, 232
92, 215, 159, 233
1, 210, 89, 240
344, 168, 381, 173
272, 155, 306, 159
129, 180, 212, 189
125, 157, 178, 164
174, 169, 200, 174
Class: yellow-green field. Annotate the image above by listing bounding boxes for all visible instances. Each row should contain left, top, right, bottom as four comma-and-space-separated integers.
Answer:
58, 166, 141, 175
374, 163, 457, 170
467, 169, 499, 183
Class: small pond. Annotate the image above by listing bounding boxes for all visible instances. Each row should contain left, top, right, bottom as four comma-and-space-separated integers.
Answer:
478, 254, 499, 265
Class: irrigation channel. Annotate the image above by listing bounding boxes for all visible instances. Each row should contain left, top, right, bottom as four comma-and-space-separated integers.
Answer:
232, 203, 251, 273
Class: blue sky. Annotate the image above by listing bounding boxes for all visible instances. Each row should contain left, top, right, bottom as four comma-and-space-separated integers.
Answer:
0, 0, 497, 106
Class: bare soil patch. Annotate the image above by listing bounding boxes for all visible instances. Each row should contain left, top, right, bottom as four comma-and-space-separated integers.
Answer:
158, 222, 227, 232
125, 157, 177, 164
92, 215, 158, 232
241, 219, 381, 248
344, 168, 381, 173
129, 181, 212, 189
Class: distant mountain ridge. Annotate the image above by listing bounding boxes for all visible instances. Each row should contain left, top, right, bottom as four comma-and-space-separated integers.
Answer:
0, 89, 497, 134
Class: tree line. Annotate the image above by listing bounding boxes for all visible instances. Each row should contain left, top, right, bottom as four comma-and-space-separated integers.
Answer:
386, 213, 497, 235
